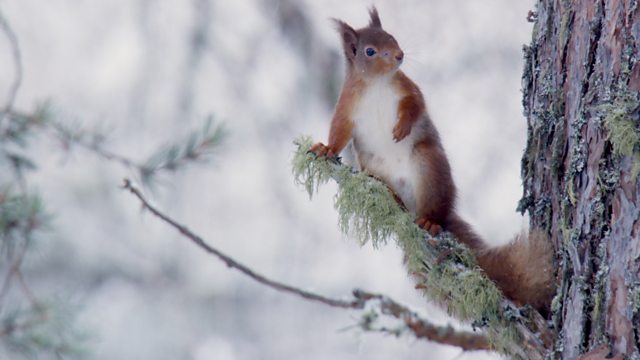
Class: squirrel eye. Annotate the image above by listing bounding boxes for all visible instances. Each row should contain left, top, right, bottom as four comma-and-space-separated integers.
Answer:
365, 47, 376, 57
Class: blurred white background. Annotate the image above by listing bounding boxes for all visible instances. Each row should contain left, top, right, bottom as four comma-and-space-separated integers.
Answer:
1, 0, 534, 359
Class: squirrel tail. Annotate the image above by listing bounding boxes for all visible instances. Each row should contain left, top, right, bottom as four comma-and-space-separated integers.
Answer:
446, 215, 556, 316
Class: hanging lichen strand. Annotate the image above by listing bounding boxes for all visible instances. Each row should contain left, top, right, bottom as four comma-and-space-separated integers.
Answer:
291, 136, 551, 359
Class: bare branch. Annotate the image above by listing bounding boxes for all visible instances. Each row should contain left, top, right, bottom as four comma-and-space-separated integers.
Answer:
123, 178, 353, 308
0, 10, 23, 123
122, 178, 490, 352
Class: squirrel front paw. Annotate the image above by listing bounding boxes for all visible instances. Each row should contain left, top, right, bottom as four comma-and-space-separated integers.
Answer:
415, 218, 442, 237
310, 142, 337, 157
392, 120, 412, 142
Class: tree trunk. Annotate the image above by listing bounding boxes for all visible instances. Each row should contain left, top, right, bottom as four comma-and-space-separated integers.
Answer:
521, 0, 640, 358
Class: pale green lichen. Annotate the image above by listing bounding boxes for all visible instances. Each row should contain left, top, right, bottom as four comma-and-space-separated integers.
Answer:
582, 243, 608, 347
291, 136, 526, 357
605, 106, 639, 157
602, 93, 640, 180
291, 136, 425, 253
424, 263, 501, 322
630, 285, 640, 315
291, 137, 335, 197
334, 169, 411, 248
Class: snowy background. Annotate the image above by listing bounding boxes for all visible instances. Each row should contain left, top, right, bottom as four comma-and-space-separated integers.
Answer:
1, 0, 534, 359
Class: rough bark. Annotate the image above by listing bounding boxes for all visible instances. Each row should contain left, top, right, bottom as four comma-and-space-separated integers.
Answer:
521, 0, 640, 358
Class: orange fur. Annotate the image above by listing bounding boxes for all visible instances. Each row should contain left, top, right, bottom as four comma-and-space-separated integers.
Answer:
478, 232, 556, 315
413, 140, 455, 227
448, 217, 555, 315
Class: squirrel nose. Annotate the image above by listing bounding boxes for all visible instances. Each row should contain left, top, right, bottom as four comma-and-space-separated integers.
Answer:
395, 51, 404, 62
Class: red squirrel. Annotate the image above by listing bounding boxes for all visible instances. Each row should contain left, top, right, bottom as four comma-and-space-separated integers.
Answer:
311, 7, 555, 315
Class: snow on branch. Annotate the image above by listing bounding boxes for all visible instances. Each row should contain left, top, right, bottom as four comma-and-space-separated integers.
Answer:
122, 179, 491, 352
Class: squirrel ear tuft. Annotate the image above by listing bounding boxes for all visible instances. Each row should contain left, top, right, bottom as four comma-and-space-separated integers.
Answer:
332, 19, 359, 60
368, 6, 382, 28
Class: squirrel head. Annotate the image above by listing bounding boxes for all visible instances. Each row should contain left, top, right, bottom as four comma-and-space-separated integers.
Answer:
334, 7, 404, 78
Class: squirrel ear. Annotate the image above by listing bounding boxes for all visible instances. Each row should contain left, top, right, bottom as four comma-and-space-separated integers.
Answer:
368, 6, 382, 28
333, 19, 359, 60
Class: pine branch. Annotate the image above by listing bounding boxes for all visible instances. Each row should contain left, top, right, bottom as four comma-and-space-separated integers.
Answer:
0, 192, 47, 305
0, 310, 47, 338
122, 178, 491, 352
0, 108, 225, 186
139, 116, 225, 184
0, 16, 90, 357
45, 114, 139, 170
0, 299, 89, 357
291, 136, 552, 360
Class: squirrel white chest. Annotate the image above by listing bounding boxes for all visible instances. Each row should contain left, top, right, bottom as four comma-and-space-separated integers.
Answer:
351, 76, 418, 213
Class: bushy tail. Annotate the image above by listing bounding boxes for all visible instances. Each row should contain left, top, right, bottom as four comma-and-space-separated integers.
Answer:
447, 215, 556, 315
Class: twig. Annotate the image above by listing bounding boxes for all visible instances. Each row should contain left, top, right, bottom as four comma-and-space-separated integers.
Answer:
49, 121, 142, 170
15, 269, 40, 308
0, 10, 23, 124
123, 179, 353, 308
122, 178, 490, 351
0, 231, 33, 305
